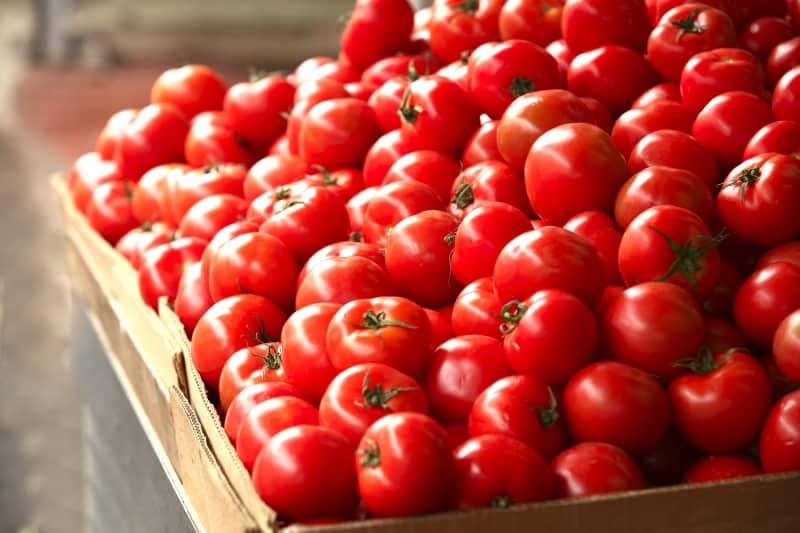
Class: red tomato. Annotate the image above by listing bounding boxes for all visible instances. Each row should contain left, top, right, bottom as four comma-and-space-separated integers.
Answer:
453, 435, 553, 509
563, 361, 671, 456
268, 134, 290, 156
115, 222, 173, 270
296, 256, 394, 309
320, 363, 428, 446
223, 381, 302, 445
561, 0, 651, 53
451, 278, 505, 339
499, 0, 564, 46
138, 237, 206, 310
369, 76, 412, 133
462, 120, 502, 166
218, 342, 284, 412
449, 161, 533, 219
361, 55, 438, 89
243, 155, 309, 201
525, 123, 629, 225
680, 48, 765, 114
628, 130, 721, 190
739, 17, 796, 62
567, 45, 659, 116
199, 220, 258, 280
96, 109, 137, 160
170, 163, 245, 221
435, 57, 470, 90
425, 306, 454, 349
383, 150, 461, 203
773, 66, 800, 122
791, 0, 800, 30
545, 39, 574, 81
757, 241, 800, 271
760, 390, 800, 473
174, 261, 213, 337
298, 241, 385, 285
703, 317, 748, 353
632, 83, 682, 109
286, 78, 349, 154
610, 101, 695, 159
692, 91, 774, 171
385, 210, 462, 308
116, 103, 189, 182
669, 350, 772, 453
744, 120, 800, 159
184, 111, 258, 168
579, 97, 614, 133
469, 375, 568, 460
247, 184, 305, 222
223, 75, 294, 147
130, 164, 177, 224
69, 152, 122, 212
177, 193, 247, 242
253, 425, 358, 520
304, 167, 363, 204
356, 413, 453, 517
362, 180, 445, 247
647, 4, 737, 83
767, 37, 800, 87
684, 455, 762, 483
551, 442, 645, 497
563, 211, 623, 286
151, 64, 226, 119
494, 227, 606, 307
601, 282, 704, 380
362, 130, 416, 187
424, 335, 511, 424
428, 0, 504, 64
86, 181, 138, 245
340, 0, 414, 71
702, 260, 744, 318
774, 310, 800, 383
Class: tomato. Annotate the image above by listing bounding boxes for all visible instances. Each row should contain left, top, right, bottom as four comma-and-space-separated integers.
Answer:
744, 121, 800, 159
247, 184, 301, 222
223, 75, 294, 147
428, 0, 503, 64
468, 40, 562, 119
177, 193, 247, 242
692, 91, 774, 172
362, 130, 416, 187
628, 130, 721, 190
131, 164, 175, 223
462, 120, 501, 166
639, 431, 700, 486
137, 236, 205, 310
717, 154, 800, 248
632, 83, 682, 109
496, 89, 589, 170
268, 134, 290, 156
551, 442, 646, 497
86, 181, 138, 244
545, 39, 574, 82
369, 76, 412, 133
115, 222, 173, 270
382, 150, 461, 204
703, 317, 748, 353
327, 296, 432, 378
184, 111, 258, 168
174, 261, 213, 336
435, 57, 470, 90
151, 64, 226, 119
191, 294, 287, 389
218, 342, 284, 412
469, 375, 568, 460
243, 154, 308, 201
601, 282, 704, 380
774, 310, 800, 383
567, 45, 659, 116
760, 390, 800, 473
320, 363, 427, 447
773, 66, 800, 122
494, 227, 606, 308
304, 167, 364, 204
299, 241, 384, 285
449, 161, 533, 219
425, 306, 454, 349
453, 434, 553, 509
197, 220, 256, 280
223, 381, 302, 445
296, 256, 394, 309
169, 163, 245, 221
286, 78, 349, 154
499, 0, 564, 46
260, 186, 350, 264
668, 350, 772, 453
767, 37, 800, 87
700, 257, 742, 317
298, 98, 381, 170
563, 211, 623, 286
356, 413, 453, 517
563, 361, 671, 456
362, 54, 438, 89
96, 109, 137, 160
424, 335, 511, 424
340, 0, 414, 71
647, 4, 737, 83
610, 101, 695, 159
451, 278, 504, 339
292, 57, 338, 85
680, 48, 765, 114
739, 17, 796, 62
561, 0, 650, 53
69, 152, 122, 211
684, 455, 762, 483
362, 180, 445, 247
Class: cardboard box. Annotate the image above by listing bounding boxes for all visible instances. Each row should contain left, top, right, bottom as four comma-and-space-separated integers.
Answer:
55, 176, 800, 533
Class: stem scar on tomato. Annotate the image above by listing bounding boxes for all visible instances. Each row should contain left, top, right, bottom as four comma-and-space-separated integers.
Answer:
499, 299, 527, 335
726, 165, 761, 202
398, 87, 424, 125
534, 386, 560, 428
672, 346, 744, 375
671, 8, 706, 41
648, 225, 728, 296
509, 76, 535, 98
452, 0, 479, 15
359, 439, 381, 467
356, 370, 415, 409
490, 495, 512, 508
451, 181, 474, 209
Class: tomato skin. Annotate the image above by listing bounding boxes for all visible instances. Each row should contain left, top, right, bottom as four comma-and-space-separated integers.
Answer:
363, 130, 416, 188
601, 282, 704, 381
174, 261, 213, 337
116, 104, 189, 182
115, 222, 173, 270
628, 130, 721, 190
684, 455, 762, 483
296, 256, 394, 309
218, 342, 284, 412
610, 101, 695, 160
130, 164, 176, 224
462, 121, 501, 167
773, 66, 800, 122
184, 111, 258, 168
362, 180, 445, 247
563, 211, 623, 286
287, 78, 349, 154
199, 220, 258, 280
740, 17, 796, 62
340, 0, 414, 71
773, 310, 800, 383
425, 306, 454, 349
551, 442, 646, 497
171, 164, 246, 221
86, 181, 138, 245
96, 109, 137, 160
320, 363, 428, 447
435, 58, 470, 91
469, 375, 568, 460
449, 161, 533, 219
468, 40, 562, 119
137, 237, 205, 310
382, 150, 461, 204
680, 48, 766, 115
151, 64, 226, 119
428, 0, 503, 64
177, 193, 247, 242
425, 335, 511, 424
703, 317, 748, 354
453, 435, 553, 509
223, 381, 303, 445
253, 425, 358, 520
669, 351, 772, 453
545, 39, 573, 80
369, 76, 410, 133
69, 152, 122, 211
561, 0, 651, 54
191, 294, 287, 390
563, 361, 671, 456
494, 227, 606, 308
744, 121, 800, 159
361, 55, 438, 89
760, 390, 800, 473
451, 278, 504, 340
525, 123, 629, 225
767, 37, 800, 87
223, 76, 295, 147
243, 154, 309, 201
499, 0, 564, 46
632, 83, 682, 109
356, 413, 454, 517
692, 91, 774, 172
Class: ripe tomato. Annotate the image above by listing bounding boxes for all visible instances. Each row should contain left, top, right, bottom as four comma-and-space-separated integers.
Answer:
773, 310, 800, 383
86, 181, 138, 244
680, 48, 765, 114
218, 342, 284, 412
628, 130, 721, 190
298, 241, 385, 286
424, 335, 511, 424
632, 82, 682, 108
601, 282, 704, 380
468, 40, 562, 119
428, 0, 504, 64
115, 222, 173, 270
170, 163, 245, 221
184, 111, 258, 168
223, 75, 295, 147
137, 237, 205, 310
69, 152, 122, 212
362, 130, 416, 187
744, 120, 800, 159
767, 37, 800, 87
369, 75, 412, 133
669, 350, 772, 453
647, 4, 737, 83
130, 164, 174, 224
356, 413, 453, 517
563, 211, 623, 286
494, 227, 606, 308
462, 120, 501, 166
223, 381, 302, 445
435, 57, 470, 90
362, 54, 438, 89
243, 154, 309, 201
296, 256, 394, 309
448, 161, 533, 219
563, 361, 671, 456
610, 101, 694, 159
545, 39, 573, 79
469, 375, 568, 460
773, 66, 800, 122
760, 390, 800, 473
174, 261, 213, 336
116, 104, 189, 182
340, 0, 414, 71
362, 180, 445, 247
702, 259, 744, 318
453, 435, 553, 509
320, 363, 427, 446
96, 109, 137, 160
703, 316, 748, 353
304, 167, 364, 204
253, 425, 358, 520
425, 306, 454, 349
382, 150, 461, 204
525, 123, 629, 225
451, 278, 504, 339
286, 78, 349, 153
199, 220, 258, 280
739, 17, 796, 62
551, 442, 645, 497
151, 64, 226, 119
499, 0, 564, 46
561, 0, 650, 53
177, 193, 247, 242
684, 455, 762, 483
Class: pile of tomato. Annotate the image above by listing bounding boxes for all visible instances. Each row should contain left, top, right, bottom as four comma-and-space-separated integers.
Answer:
65, 0, 800, 524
